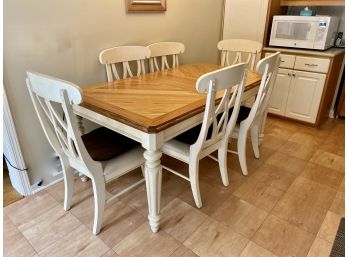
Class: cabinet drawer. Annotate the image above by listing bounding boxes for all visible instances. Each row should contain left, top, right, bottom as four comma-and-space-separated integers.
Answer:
266, 53, 295, 69
294, 56, 330, 73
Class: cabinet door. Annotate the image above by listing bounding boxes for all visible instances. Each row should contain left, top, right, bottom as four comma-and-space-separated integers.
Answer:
285, 70, 326, 123
222, 0, 269, 42
268, 68, 292, 116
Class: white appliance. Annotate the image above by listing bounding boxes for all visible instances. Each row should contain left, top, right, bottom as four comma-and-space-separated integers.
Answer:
270, 15, 339, 50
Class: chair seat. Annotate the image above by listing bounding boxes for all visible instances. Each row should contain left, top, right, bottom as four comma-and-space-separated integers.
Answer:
82, 127, 140, 161
103, 146, 144, 182
230, 106, 251, 124
175, 106, 251, 145
175, 124, 202, 145
162, 139, 190, 163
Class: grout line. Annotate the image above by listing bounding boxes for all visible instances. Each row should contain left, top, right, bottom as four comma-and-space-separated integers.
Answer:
4, 213, 40, 256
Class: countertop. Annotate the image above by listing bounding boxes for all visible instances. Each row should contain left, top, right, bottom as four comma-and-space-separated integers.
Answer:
263, 46, 345, 58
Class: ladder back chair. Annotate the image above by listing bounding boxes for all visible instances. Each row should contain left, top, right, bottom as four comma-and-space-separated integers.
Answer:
161, 63, 247, 208
99, 46, 150, 82
26, 71, 145, 235
228, 52, 281, 175
218, 39, 262, 70
147, 42, 185, 72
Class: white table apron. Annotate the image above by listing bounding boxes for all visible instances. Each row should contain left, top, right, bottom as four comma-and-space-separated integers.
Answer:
73, 85, 259, 233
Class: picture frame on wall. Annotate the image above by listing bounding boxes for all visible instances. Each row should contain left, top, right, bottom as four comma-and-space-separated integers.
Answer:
126, 0, 166, 12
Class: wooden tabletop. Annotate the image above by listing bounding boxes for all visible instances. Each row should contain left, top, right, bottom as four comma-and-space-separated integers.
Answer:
81, 63, 261, 133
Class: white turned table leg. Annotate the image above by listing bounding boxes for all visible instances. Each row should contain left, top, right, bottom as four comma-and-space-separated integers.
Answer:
76, 115, 89, 183
143, 149, 162, 233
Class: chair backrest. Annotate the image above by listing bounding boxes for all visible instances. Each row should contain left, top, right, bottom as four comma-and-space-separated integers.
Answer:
192, 63, 247, 155
244, 52, 281, 125
26, 71, 99, 175
99, 46, 151, 82
147, 42, 185, 72
217, 39, 262, 70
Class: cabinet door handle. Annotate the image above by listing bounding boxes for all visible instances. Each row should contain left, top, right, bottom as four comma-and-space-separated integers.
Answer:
304, 63, 318, 67
292, 73, 296, 77
280, 60, 285, 63
288, 73, 291, 76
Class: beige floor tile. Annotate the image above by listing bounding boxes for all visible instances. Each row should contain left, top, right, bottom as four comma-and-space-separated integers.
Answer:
107, 168, 144, 190
161, 198, 208, 243
162, 171, 191, 197
227, 141, 276, 176
113, 222, 181, 257
252, 214, 315, 257
260, 134, 287, 151
69, 195, 146, 248
39, 225, 110, 257
330, 190, 345, 216
278, 140, 316, 161
170, 245, 199, 257
4, 214, 37, 257
46, 177, 93, 206
317, 211, 342, 243
310, 150, 344, 172
288, 132, 324, 148
18, 205, 81, 253
300, 163, 344, 190
265, 152, 307, 175
272, 177, 336, 234
119, 183, 176, 218
264, 122, 297, 140
184, 218, 249, 257
239, 241, 278, 257
233, 164, 296, 212
210, 195, 268, 238
320, 135, 344, 157
178, 181, 232, 216
199, 160, 247, 192
306, 237, 332, 257
101, 250, 120, 257
281, 177, 336, 211
4, 191, 59, 227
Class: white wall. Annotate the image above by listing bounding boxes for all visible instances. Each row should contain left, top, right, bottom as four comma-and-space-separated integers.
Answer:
4, 0, 224, 186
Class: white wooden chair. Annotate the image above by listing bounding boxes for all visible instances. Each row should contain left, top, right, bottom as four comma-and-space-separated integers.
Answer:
228, 52, 281, 175
99, 46, 150, 82
147, 42, 185, 72
161, 63, 247, 208
217, 39, 262, 70
26, 71, 145, 235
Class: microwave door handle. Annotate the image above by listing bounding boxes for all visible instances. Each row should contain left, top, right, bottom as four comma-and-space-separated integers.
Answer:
304, 63, 318, 67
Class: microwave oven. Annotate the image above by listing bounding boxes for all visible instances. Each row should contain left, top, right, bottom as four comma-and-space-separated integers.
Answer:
269, 15, 339, 50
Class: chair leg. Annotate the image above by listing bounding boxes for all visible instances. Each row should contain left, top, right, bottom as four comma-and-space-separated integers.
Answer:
91, 176, 106, 235
237, 126, 249, 176
189, 159, 202, 208
251, 124, 260, 159
62, 161, 75, 211
218, 145, 229, 186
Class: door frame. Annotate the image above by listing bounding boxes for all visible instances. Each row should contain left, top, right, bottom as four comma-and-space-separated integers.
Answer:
3, 86, 32, 196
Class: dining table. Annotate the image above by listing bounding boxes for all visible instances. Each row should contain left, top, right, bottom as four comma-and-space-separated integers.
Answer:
73, 63, 261, 233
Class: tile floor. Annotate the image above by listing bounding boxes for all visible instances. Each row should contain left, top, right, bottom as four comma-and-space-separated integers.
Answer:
4, 117, 345, 257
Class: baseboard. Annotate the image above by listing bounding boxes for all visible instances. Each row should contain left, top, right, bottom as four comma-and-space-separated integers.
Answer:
31, 177, 64, 194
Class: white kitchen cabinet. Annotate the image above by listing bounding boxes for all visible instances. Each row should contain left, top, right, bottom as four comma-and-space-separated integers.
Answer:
285, 70, 326, 123
268, 68, 291, 115
266, 52, 329, 124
